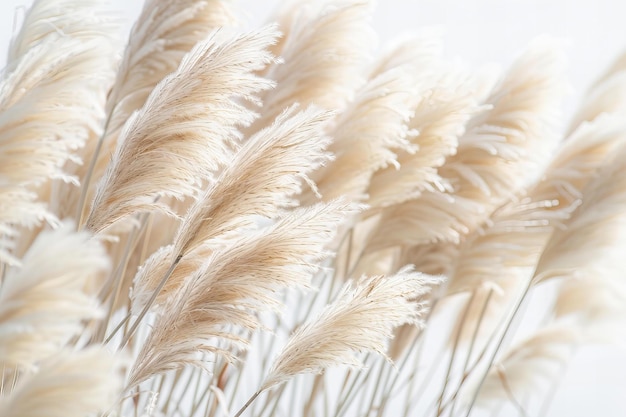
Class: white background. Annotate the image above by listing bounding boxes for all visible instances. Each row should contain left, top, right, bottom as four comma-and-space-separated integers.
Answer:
1, 1, 626, 416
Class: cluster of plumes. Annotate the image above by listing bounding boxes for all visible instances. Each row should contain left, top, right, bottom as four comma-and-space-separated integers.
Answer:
1, 0, 626, 417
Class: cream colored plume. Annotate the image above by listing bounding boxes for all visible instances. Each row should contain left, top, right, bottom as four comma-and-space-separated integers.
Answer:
0, 2, 118, 262
365, 38, 566, 252
132, 106, 334, 312
305, 65, 419, 203
261, 266, 440, 390
128, 201, 355, 388
170, 105, 333, 260
0, 347, 122, 417
0, 38, 105, 187
7, 0, 120, 65
368, 30, 444, 79
0, 221, 109, 369
252, 0, 375, 131
444, 114, 626, 345
366, 33, 486, 210
105, 0, 236, 140
80, 0, 237, 198
547, 123, 626, 320
86, 26, 279, 233
533, 139, 626, 285
442, 38, 566, 199
367, 76, 484, 208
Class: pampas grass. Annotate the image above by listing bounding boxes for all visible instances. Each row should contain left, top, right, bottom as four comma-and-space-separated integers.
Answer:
1, 1, 626, 417
0, 221, 109, 369
0, 347, 123, 417
86, 26, 278, 233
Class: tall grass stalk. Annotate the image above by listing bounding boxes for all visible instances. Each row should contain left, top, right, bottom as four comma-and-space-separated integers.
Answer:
1, 1, 626, 417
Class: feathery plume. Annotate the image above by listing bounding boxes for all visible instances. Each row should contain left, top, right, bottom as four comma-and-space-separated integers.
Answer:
70, 0, 237, 222
444, 114, 626, 343
6, 0, 120, 65
128, 201, 355, 388
132, 106, 334, 311
304, 64, 418, 203
368, 31, 444, 79
546, 121, 626, 320
533, 139, 626, 285
261, 266, 440, 390
367, 77, 483, 207
85, 26, 279, 233
251, 0, 375, 131
441, 38, 566, 199
0, 1, 119, 260
0, 347, 123, 417
171, 105, 333, 259
365, 38, 566, 251
0, 221, 109, 369
105, 0, 237, 140
0, 37, 106, 187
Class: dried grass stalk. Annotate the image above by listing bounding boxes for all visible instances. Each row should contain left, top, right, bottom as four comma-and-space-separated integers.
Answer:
367, 38, 566, 252
106, 0, 236, 140
0, 347, 123, 417
469, 113, 626, 283
445, 114, 626, 344
533, 139, 626, 284
0, 4, 118, 258
0, 221, 109, 369
7, 0, 120, 65
305, 64, 419, 203
170, 105, 333, 260
367, 76, 484, 208
252, 0, 375, 131
261, 266, 441, 390
80, 0, 237, 201
128, 201, 356, 388
130, 106, 333, 313
86, 26, 278, 233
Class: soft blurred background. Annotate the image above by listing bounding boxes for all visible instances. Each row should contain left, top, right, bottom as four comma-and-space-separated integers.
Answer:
1, 1, 625, 416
